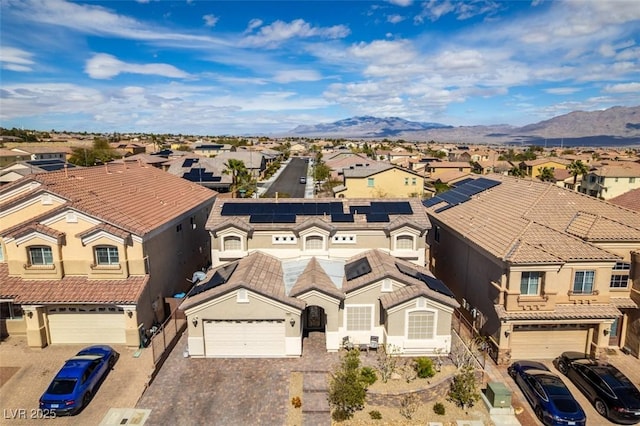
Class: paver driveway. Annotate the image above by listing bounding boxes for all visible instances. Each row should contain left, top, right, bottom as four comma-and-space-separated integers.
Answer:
136, 332, 339, 426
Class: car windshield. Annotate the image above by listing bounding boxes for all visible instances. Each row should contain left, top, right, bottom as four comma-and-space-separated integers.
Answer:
46, 379, 77, 395
538, 376, 571, 396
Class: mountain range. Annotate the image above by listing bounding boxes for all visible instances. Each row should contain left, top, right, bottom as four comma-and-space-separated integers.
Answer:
286, 106, 640, 147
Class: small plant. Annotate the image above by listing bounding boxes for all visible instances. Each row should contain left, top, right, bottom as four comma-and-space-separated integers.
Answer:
360, 366, 377, 386
368, 410, 382, 420
447, 364, 480, 409
291, 396, 302, 408
414, 357, 436, 379
433, 402, 446, 415
399, 393, 420, 420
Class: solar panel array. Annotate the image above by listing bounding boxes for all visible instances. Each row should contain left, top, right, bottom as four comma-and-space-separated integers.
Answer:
182, 158, 199, 168
220, 201, 412, 224
182, 168, 222, 183
27, 160, 75, 172
345, 257, 372, 281
423, 177, 501, 210
395, 262, 455, 298
188, 262, 238, 297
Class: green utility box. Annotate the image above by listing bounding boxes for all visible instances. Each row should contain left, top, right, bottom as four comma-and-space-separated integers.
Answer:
486, 382, 512, 408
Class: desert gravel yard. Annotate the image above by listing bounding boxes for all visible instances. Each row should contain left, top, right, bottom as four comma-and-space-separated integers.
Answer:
0, 337, 154, 426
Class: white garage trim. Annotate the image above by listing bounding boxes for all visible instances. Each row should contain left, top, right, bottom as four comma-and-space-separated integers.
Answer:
47, 305, 126, 344
204, 319, 285, 358
510, 324, 591, 360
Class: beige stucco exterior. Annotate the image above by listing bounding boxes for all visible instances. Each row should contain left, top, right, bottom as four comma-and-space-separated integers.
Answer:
336, 167, 424, 198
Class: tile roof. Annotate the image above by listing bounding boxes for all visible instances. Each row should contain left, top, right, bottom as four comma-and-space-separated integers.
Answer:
343, 163, 394, 178
590, 162, 640, 177
75, 223, 131, 241
0, 162, 218, 237
495, 303, 622, 320
207, 197, 430, 235
426, 175, 640, 264
0, 263, 147, 304
609, 188, 640, 212
289, 257, 344, 299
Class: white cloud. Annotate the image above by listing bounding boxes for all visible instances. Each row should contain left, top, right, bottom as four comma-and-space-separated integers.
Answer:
242, 19, 350, 47
545, 87, 581, 95
203, 14, 219, 28
603, 82, 640, 93
387, 14, 405, 24
245, 18, 263, 33
272, 70, 323, 84
0, 47, 35, 72
387, 0, 412, 6
84, 53, 190, 79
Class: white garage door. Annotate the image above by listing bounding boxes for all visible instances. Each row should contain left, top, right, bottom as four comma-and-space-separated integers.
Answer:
510, 325, 590, 360
48, 306, 126, 344
204, 319, 285, 357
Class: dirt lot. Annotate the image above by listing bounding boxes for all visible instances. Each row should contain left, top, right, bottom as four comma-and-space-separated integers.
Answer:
0, 337, 154, 425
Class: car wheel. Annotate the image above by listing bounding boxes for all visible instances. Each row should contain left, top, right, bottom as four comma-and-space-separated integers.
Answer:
508, 368, 516, 379
558, 360, 569, 375
83, 391, 92, 407
108, 355, 115, 369
535, 407, 544, 421
595, 399, 608, 417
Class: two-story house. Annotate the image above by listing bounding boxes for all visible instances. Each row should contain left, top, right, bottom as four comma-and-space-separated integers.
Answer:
424, 161, 473, 180
333, 164, 424, 198
580, 162, 640, 200
424, 175, 639, 364
0, 162, 217, 348
518, 158, 570, 179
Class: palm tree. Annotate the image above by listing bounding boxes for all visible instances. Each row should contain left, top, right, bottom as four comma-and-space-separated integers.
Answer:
567, 160, 589, 191
223, 159, 249, 197
538, 166, 555, 182
509, 166, 526, 178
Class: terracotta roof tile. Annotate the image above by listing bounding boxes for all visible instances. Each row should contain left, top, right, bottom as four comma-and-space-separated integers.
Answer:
609, 188, 640, 212
495, 303, 621, 320
0, 162, 217, 237
75, 223, 131, 241
0, 263, 147, 304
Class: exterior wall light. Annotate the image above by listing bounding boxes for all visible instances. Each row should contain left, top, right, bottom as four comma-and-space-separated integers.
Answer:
192, 316, 199, 327
289, 318, 295, 327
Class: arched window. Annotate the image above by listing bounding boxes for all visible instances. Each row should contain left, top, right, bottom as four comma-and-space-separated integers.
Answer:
28, 246, 53, 265
223, 236, 242, 251
407, 311, 435, 340
396, 235, 414, 250
305, 235, 323, 250
94, 246, 119, 265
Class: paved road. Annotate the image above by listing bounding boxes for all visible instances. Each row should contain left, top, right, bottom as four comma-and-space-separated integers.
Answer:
263, 157, 309, 198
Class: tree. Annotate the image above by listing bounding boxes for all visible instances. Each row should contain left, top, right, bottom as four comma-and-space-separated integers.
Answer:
328, 349, 368, 421
68, 137, 120, 166
509, 166, 526, 178
447, 364, 480, 410
223, 159, 250, 198
567, 160, 589, 190
538, 166, 555, 182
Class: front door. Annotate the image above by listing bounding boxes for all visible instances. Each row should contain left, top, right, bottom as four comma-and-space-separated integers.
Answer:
305, 306, 325, 331
609, 317, 620, 347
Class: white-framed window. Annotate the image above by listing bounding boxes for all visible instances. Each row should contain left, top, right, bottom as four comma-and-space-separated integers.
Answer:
573, 270, 595, 294
520, 271, 542, 295
305, 235, 324, 250
412, 177, 417, 186
237, 289, 248, 303
28, 246, 53, 265
345, 305, 373, 331
610, 262, 630, 289
272, 235, 297, 244
404, 178, 409, 186
332, 234, 356, 244
94, 246, 119, 265
407, 311, 435, 340
223, 235, 242, 251
381, 278, 392, 292
396, 235, 414, 250
367, 178, 375, 187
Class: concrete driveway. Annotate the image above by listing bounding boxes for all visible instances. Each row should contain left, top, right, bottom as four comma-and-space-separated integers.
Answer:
498, 351, 640, 426
0, 337, 154, 425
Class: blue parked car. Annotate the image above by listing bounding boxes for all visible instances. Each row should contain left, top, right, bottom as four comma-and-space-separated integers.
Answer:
556, 352, 640, 424
39, 345, 117, 415
508, 360, 586, 426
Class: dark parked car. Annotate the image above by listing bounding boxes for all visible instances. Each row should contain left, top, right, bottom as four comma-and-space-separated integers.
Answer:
556, 352, 640, 424
299, 176, 307, 184
508, 360, 586, 426
39, 345, 117, 415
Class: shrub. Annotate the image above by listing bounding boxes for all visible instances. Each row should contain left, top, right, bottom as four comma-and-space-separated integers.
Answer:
399, 393, 420, 420
414, 357, 436, 379
328, 349, 367, 421
291, 396, 302, 408
433, 402, 446, 415
368, 410, 382, 420
447, 365, 480, 409
360, 367, 377, 386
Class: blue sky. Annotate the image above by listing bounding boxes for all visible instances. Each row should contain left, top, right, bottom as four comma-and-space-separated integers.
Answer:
1, 0, 639, 135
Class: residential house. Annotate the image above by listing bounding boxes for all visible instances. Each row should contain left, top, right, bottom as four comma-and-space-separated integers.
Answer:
424, 161, 472, 180
333, 164, 424, 198
580, 162, 640, 200
111, 153, 169, 169
215, 151, 267, 181
609, 188, 640, 212
0, 148, 26, 168
0, 160, 78, 186
207, 197, 430, 267
11, 146, 68, 162
164, 156, 233, 193
192, 143, 234, 157
519, 158, 570, 179
180, 249, 459, 357
424, 175, 640, 364
323, 152, 378, 181
0, 162, 217, 348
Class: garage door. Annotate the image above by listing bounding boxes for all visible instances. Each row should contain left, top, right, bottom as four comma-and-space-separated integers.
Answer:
204, 319, 285, 357
510, 325, 590, 360
47, 306, 126, 344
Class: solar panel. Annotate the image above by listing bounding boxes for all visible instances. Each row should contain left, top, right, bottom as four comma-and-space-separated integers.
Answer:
366, 213, 390, 222
302, 203, 318, 215
272, 213, 296, 223
452, 177, 474, 187
392, 201, 413, 214
330, 202, 345, 213
345, 257, 372, 281
249, 213, 296, 223
438, 191, 470, 205
395, 262, 455, 298
182, 158, 198, 168
331, 213, 354, 222
188, 262, 238, 296
434, 204, 455, 213
350, 205, 370, 214
422, 198, 442, 207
